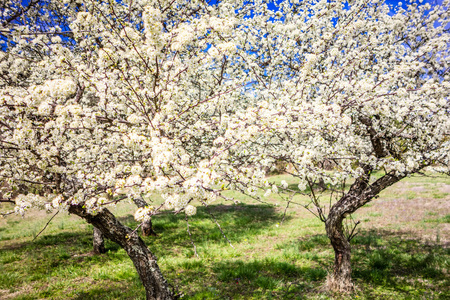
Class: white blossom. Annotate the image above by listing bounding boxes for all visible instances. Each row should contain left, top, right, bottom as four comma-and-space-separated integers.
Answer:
184, 205, 197, 216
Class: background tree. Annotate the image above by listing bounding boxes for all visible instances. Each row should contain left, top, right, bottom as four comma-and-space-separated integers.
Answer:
0, 0, 257, 298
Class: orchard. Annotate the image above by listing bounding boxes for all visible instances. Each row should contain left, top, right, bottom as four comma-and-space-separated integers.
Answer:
0, 0, 448, 299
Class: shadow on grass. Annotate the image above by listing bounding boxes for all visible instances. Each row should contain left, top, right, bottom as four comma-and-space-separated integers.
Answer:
0, 228, 122, 253
69, 283, 145, 300
119, 203, 285, 257
285, 230, 449, 290
0, 231, 91, 251
206, 258, 327, 299
2, 203, 282, 260
178, 229, 449, 299
351, 229, 449, 297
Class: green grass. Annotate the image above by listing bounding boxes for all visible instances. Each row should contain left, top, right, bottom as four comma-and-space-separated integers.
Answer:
424, 214, 450, 224
0, 174, 449, 299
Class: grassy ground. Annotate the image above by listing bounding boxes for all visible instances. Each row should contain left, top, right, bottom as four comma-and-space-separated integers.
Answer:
0, 174, 449, 299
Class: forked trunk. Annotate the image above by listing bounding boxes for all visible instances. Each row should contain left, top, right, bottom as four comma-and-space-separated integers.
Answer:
93, 226, 106, 254
69, 205, 174, 300
325, 208, 353, 292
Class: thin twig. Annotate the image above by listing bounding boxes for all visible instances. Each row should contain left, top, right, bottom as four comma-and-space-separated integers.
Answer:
185, 215, 199, 258
130, 221, 144, 237
199, 199, 234, 249
0, 199, 15, 204
346, 214, 361, 242
218, 194, 236, 203
0, 211, 15, 217
280, 193, 294, 225
306, 177, 326, 222
99, 195, 128, 206
32, 211, 59, 241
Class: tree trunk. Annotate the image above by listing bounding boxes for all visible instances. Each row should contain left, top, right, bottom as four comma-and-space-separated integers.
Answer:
325, 207, 353, 292
141, 218, 157, 237
323, 168, 407, 293
93, 226, 106, 254
133, 198, 157, 236
317, 178, 326, 192
69, 205, 174, 300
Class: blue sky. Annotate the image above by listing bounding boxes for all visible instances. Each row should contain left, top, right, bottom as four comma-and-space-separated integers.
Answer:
2, 0, 447, 51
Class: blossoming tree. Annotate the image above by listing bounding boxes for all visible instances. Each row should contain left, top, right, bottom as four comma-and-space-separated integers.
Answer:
223, 0, 449, 292
0, 0, 258, 298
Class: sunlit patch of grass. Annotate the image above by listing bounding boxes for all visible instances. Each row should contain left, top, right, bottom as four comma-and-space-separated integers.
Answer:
432, 192, 449, 199
424, 214, 450, 224
367, 212, 383, 217
406, 192, 417, 199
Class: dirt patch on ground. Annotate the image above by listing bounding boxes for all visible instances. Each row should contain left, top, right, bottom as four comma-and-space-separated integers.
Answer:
409, 186, 426, 192
358, 195, 450, 247
440, 184, 450, 193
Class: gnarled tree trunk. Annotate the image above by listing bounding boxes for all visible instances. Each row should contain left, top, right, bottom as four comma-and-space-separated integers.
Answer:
91, 197, 155, 255
93, 226, 106, 254
69, 204, 174, 300
325, 206, 353, 292
325, 167, 406, 292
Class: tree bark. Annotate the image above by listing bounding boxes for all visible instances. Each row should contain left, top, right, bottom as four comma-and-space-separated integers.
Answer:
69, 204, 174, 300
325, 207, 353, 292
325, 168, 407, 292
133, 198, 157, 236
93, 226, 106, 254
